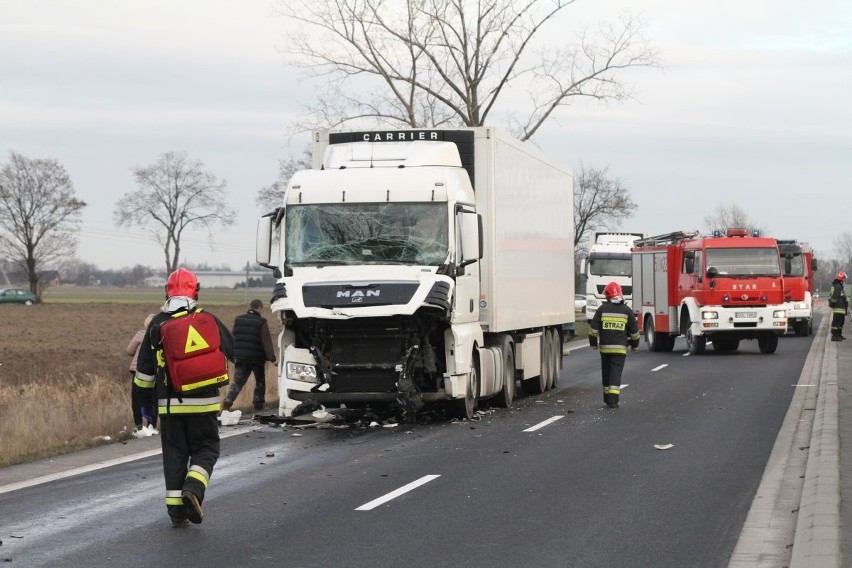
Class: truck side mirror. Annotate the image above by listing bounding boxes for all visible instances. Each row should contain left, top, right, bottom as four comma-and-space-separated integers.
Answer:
706, 266, 719, 279
812, 258, 818, 271
257, 207, 283, 269
459, 212, 482, 267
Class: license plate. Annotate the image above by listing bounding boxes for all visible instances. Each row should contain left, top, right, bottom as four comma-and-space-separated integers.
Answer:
736, 311, 757, 318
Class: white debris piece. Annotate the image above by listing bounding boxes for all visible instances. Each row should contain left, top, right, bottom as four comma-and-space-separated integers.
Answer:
219, 410, 242, 426
265, 450, 275, 457
654, 444, 674, 450
383, 423, 399, 428
369, 421, 379, 427
311, 408, 334, 423
133, 425, 159, 439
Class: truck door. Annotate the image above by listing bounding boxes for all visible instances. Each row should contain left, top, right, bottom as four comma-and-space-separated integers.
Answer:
453, 208, 480, 325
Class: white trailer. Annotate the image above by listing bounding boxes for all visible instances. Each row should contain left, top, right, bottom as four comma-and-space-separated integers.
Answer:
256, 127, 574, 419
580, 231, 645, 319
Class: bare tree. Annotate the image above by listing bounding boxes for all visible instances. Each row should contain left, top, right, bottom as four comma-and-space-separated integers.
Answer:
573, 164, 636, 250
276, 0, 659, 139
0, 152, 86, 300
114, 151, 236, 274
257, 146, 313, 211
833, 232, 852, 272
703, 204, 766, 236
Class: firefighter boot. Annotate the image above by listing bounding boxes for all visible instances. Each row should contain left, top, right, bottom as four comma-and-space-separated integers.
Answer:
605, 387, 621, 408
182, 491, 204, 524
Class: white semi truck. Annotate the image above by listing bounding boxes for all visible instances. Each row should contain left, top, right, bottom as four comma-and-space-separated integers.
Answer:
256, 127, 574, 419
580, 232, 645, 319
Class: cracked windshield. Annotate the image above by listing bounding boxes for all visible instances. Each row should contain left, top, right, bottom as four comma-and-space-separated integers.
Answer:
286, 203, 449, 265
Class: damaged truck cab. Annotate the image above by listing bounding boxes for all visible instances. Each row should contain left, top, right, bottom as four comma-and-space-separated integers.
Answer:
257, 128, 574, 419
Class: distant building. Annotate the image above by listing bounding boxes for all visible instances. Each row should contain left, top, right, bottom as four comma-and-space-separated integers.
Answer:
143, 275, 167, 288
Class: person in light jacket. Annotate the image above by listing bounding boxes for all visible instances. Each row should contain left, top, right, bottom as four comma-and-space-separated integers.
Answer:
126, 313, 156, 429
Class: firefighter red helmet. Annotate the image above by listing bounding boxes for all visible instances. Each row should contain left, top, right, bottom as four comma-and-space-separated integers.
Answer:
604, 281, 623, 300
837, 271, 848, 282
166, 267, 200, 299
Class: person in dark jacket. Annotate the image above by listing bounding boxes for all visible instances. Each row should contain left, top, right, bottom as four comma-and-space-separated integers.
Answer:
222, 299, 276, 412
829, 271, 849, 341
135, 267, 235, 527
588, 281, 640, 408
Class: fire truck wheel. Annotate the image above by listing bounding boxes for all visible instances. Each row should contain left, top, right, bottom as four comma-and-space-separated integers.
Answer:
663, 334, 677, 352
645, 318, 664, 352
686, 326, 706, 355
758, 333, 779, 354
794, 320, 809, 337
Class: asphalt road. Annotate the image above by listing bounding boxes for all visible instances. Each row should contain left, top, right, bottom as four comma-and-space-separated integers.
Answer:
1, 330, 814, 568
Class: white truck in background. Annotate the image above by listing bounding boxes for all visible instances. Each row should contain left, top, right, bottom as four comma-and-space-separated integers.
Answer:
256, 127, 574, 420
580, 232, 646, 318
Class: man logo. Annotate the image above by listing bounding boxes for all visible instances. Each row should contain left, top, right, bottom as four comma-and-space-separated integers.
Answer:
336, 290, 380, 298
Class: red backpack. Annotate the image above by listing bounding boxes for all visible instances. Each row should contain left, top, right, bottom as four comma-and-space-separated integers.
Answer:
159, 309, 229, 392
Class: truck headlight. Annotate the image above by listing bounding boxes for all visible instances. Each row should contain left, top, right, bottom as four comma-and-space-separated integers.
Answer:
794, 302, 807, 310
286, 362, 319, 383
773, 310, 786, 318
702, 311, 718, 320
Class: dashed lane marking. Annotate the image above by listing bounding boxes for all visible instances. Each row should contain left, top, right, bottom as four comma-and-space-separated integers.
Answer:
651, 364, 668, 372
523, 415, 564, 432
355, 475, 441, 511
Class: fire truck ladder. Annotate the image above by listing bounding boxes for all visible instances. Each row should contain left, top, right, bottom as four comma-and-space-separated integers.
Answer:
634, 231, 699, 248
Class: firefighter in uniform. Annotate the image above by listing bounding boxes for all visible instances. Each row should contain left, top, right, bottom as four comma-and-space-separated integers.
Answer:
588, 281, 640, 408
829, 270, 848, 341
135, 268, 235, 526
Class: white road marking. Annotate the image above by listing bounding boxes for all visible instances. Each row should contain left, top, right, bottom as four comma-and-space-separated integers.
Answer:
523, 415, 564, 432
651, 364, 668, 372
620, 384, 629, 390
355, 475, 441, 511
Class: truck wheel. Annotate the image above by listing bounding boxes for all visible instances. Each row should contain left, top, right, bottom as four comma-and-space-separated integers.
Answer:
549, 329, 561, 389
808, 319, 813, 335
645, 317, 666, 352
794, 320, 809, 337
686, 326, 706, 355
663, 334, 677, 352
758, 333, 779, 354
451, 355, 480, 419
492, 340, 515, 408
541, 331, 553, 390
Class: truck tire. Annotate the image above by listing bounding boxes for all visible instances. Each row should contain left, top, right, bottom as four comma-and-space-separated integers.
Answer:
491, 340, 515, 408
686, 325, 706, 355
541, 331, 554, 390
663, 334, 677, 352
758, 333, 779, 354
451, 355, 480, 419
645, 317, 670, 352
549, 329, 561, 389
794, 320, 809, 337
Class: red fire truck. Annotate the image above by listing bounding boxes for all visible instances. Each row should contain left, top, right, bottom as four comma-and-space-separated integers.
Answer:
631, 229, 787, 354
777, 239, 816, 337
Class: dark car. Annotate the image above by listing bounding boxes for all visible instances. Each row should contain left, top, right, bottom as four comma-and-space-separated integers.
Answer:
0, 288, 36, 305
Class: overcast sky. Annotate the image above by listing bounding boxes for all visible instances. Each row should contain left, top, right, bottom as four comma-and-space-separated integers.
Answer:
2, 1, 851, 272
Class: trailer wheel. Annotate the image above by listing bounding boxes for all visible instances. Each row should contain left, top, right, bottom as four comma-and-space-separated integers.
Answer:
451, 355, 480, 419
549, 329, 561, 389
541, 331, 553, 390
686, 325, 706, 355
491, 340, 515, 408
758, 333, 779, 354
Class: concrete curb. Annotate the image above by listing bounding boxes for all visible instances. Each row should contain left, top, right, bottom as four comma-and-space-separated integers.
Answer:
790, 321, 841, 567
728, 316, 825, 567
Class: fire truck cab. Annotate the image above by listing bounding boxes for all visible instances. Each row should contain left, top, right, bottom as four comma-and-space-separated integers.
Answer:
632, 229, 787, 354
